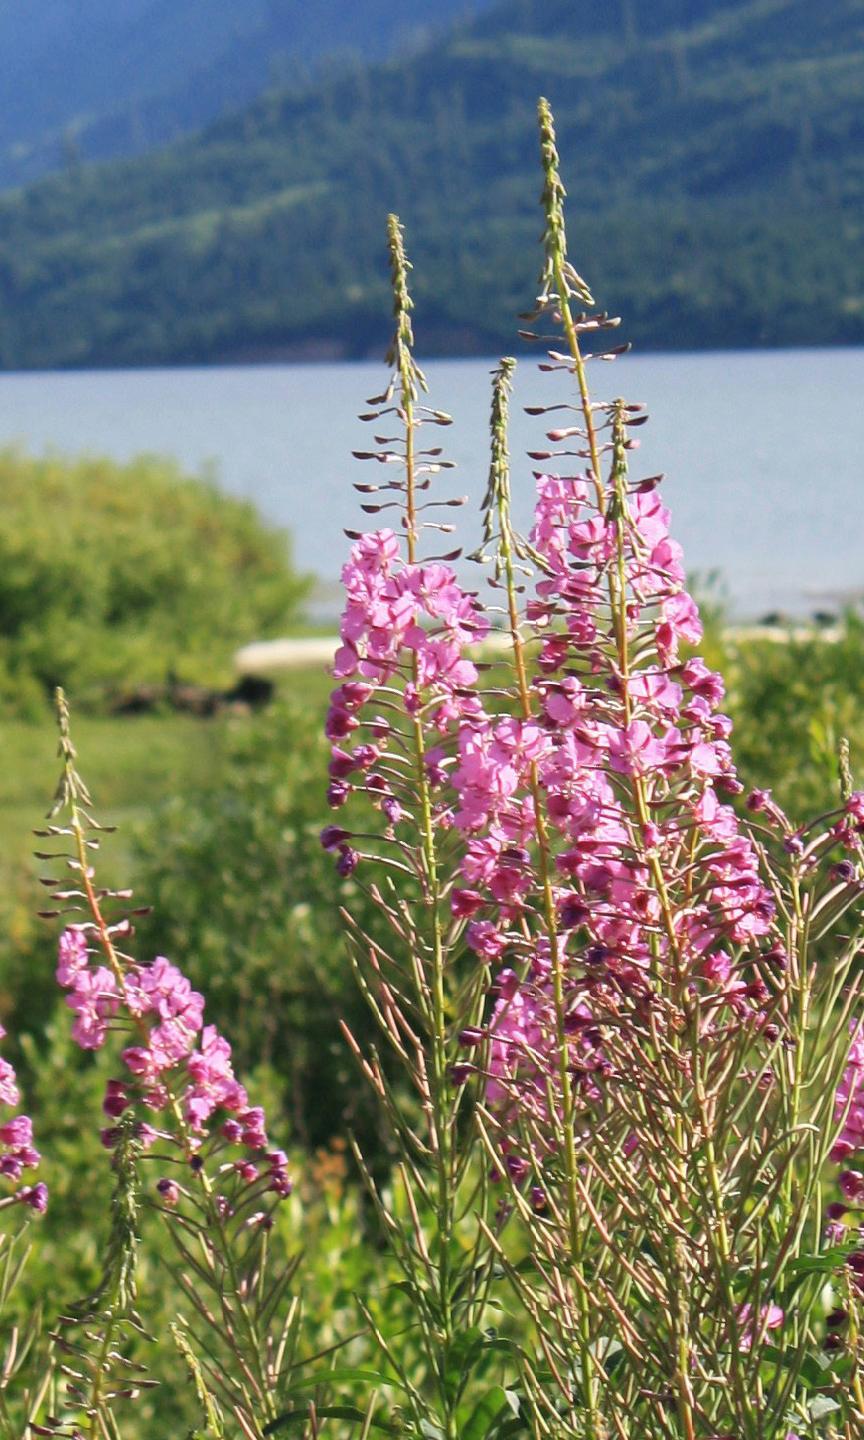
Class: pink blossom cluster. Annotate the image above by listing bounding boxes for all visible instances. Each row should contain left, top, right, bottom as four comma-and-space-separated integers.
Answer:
57, 927, 291, 1203
833, 1021, 864, 1162
328, 530, 486, 735
448, 455, 776, 1129
323, 395, 784, 1162
475, 962, 604, 1141
0, 1023, 45, 1212
324, 528, 488, 864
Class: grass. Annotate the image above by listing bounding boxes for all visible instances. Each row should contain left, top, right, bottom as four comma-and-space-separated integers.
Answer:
0, 710, 234, 922
0, 664, 335, 914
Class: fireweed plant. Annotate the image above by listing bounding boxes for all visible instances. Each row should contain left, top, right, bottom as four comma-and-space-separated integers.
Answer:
10, 691, 305, 1440
322, 101, 864, 1439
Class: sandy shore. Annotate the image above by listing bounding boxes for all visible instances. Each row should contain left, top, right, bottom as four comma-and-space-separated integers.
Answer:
234, 625, 842, 674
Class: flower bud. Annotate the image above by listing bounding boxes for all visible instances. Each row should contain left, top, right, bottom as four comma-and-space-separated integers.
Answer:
457, 1028, 485, 1049
17, 1182, 47, 1212
746, 788, 771, 812
336, 845, 359, 877
830, 860, 857, 885
840, 1170, 864, 1201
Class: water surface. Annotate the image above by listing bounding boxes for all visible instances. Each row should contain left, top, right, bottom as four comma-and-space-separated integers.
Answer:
0, 349, 860, 620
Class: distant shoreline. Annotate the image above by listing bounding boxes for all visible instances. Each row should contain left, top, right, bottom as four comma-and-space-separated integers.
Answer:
1, 337, 863, 379
235, 624, 851, 674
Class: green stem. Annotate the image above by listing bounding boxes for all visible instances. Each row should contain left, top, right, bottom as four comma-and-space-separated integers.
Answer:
57, 705, 274, 1434
390, 216, 457, 1439
494, 432, 600, 1436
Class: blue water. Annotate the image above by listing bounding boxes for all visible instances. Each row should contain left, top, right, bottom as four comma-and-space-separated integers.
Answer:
0, 348, 861, 620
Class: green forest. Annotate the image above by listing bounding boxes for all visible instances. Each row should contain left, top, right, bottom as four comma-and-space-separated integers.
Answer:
0, 0, 862, 368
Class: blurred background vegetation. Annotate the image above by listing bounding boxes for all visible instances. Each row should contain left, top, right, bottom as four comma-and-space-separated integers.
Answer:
0, 0, 861, 367
0, 449, 309, 714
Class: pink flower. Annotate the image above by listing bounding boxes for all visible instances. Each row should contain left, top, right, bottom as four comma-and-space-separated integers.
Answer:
608, 721, 667, 777
736, 1302, 784, 1351
656, 591, 703, 664
184, 1025, 247, 1131
834, 1022, 864, 1157
0, 1033, 43, 1206
57, 925, 89, 985
466, 920, 508, 962
17, 1182, 47, 1213
699, 952, 733, 985
66, 966, 120, 1050
0, 1058, 19, 1110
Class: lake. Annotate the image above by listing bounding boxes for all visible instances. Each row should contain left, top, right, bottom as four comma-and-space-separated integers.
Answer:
0, 348, 861, 621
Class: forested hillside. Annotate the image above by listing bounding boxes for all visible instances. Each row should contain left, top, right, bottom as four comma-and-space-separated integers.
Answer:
0, 0, 490, 187
0, 0, 862, 367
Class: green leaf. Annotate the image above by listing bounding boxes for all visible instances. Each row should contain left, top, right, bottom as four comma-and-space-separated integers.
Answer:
264, 1406, 398, 1435
463, 1386, 508, 1440
282, 1367, 406, 1396
788, 1245, 854, 1276
759, 1345, 830, 1389
808, 1395, 841, 1420
444, 1325, 484, 1402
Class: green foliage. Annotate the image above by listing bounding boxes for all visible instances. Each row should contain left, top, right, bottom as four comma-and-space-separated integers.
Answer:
0, 0, 490, 189
132, 700, 387, 1155
0, 621, 862, 1431
0, 0, 861, 367
703, 613, 864, 819
0, 450, 309, 712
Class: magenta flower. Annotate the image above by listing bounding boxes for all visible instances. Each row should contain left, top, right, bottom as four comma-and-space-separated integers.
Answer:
834, 1022, 864, 1159
0, 1025, 43, 1211
56, 929, 290, 1209
735, 1302, 784, 1352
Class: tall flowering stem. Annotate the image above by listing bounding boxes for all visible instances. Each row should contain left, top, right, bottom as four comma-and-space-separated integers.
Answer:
387, 218, 453, 1298
324, 219, 508, 1437
452, 99, 864, 1438
478, 355, 602, 1434
0, 1017, 47, 1438
35, 690, 298, 1439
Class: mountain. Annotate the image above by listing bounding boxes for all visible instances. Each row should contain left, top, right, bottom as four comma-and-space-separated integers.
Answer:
0, 0, 862, 368
0, 0, 493, 187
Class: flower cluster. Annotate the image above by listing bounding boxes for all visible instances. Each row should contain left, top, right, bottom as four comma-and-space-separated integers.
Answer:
319, 155, 864, 1436
57, 927, 291, 1205
834, 1021, 864, 1161
324, 528, 487, 866
329, 531, 486, 722
446, 431, 778, 1137
0, 1023, 44, 1212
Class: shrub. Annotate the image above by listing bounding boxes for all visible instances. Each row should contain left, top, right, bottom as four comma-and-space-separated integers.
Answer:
132, 701, 388, 1155
0, 448, 310, 713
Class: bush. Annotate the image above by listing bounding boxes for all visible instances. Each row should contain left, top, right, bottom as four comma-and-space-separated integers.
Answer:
131, 700, 387, 1155
0, 448, 310, 712
704, 611, 864, 819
